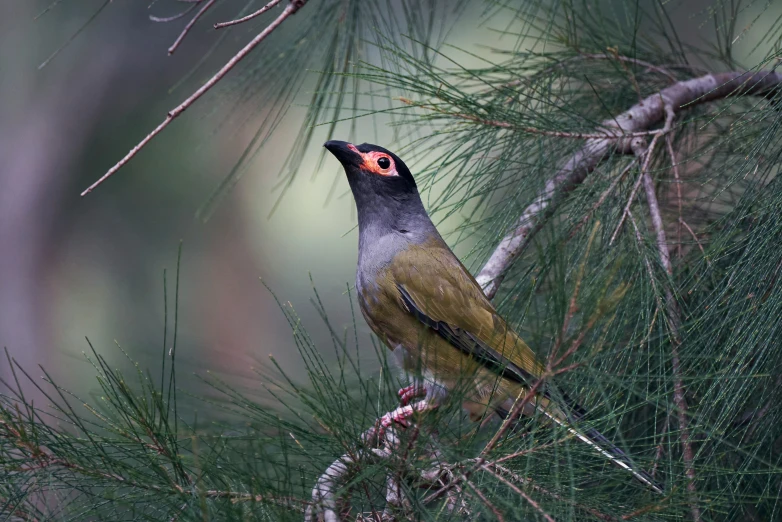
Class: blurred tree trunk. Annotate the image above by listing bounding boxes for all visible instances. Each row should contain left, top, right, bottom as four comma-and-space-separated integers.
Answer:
0, 3, 125, 386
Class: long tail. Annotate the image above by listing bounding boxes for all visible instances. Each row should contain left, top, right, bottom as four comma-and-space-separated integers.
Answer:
546, 411, 664, 494
497, 399, 664, 494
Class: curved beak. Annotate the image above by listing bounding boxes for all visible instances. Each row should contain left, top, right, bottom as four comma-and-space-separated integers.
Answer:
324, 140, 361, 167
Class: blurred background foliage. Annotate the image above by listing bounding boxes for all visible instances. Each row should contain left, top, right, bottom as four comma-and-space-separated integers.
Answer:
2, 0, 782, 520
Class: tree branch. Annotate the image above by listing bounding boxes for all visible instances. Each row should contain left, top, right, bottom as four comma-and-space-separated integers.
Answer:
167, 0, 216, 55
214, 0, 282, 29
476, 70, 782, 298
80, 0, 308, 197
639, 128, 701, 522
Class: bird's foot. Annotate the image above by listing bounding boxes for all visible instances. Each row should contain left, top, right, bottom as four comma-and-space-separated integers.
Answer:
398, 383, 427, 406
363, 400, 433, 445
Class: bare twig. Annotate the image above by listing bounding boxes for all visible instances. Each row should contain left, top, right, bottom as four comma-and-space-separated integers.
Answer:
667, 135, 684, 260
485, 462, 619, 522
586, 51, 678, 83
505, 53, 678, 90
607, 46, 644, 103
678, 218, 710, 265
476, 70, 782, 298
482, 379, 546, 457
650, 415, 671, 480
461, 475, 506, 522
167, 0, 216, 55
480, 464, 555, 522
627, 122, 700, 521
149, 2, 198, 23
214, 0, 282, 29
611, 104, 675, 245
571, 157, 639, 237
81, 0, 308, 196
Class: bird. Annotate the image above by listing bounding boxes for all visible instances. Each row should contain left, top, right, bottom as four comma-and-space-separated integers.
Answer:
324, 139, 662, 493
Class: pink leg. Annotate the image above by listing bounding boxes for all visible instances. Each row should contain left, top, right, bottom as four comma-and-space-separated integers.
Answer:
365, 400, 434, 443
397, 383, 427, 405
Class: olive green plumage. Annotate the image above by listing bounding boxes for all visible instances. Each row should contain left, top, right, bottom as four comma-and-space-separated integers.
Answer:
362, 236, 546, 417
324, 139, 662, 493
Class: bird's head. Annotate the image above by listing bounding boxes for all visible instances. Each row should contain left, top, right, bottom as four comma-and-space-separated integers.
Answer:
324, 140, 434, 242
323, 140, 417, 194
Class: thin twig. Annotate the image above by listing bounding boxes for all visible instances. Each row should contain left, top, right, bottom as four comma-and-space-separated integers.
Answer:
81, 0, 308, 196
635, 121, 701, 521
214, 0, 282, 29
149, 2, 198, 23
571, 157, 639, 237
586, 51, 678, 83
492, 439, 562, 464
610, 154, 647, 245
167, 0, 216, 55
505, 53, 678, 89
650, 415, 670, 480
487, 462, 619, 521
607, 46, 644, 103
461, 475, 506, 522
678, 218, 710, 266
480, 464, 555, 522
482, 379, 546, 457
611, 104, 675, 245
667, 135, 684, 260
418, 380, 546, 509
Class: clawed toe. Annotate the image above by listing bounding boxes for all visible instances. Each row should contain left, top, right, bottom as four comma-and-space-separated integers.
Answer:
364, 400, 435, 445
397, 384, 427, 405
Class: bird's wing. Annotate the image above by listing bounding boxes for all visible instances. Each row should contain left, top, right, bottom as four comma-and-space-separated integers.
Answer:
390, 243, 546, 387
390, 242, 664, 494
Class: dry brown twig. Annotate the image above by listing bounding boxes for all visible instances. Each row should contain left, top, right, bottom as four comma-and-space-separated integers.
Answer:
214, 0, 282, 29
667, 134, 684, 260
80, 0, 308, 197
570, 156, 639, 237
166, 0, 216, 55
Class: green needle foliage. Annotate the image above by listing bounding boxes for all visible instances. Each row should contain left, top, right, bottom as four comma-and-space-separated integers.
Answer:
4, 1, 782, 520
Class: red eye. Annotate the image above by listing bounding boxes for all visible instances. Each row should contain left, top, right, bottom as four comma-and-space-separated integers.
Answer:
377, 156, 391, 169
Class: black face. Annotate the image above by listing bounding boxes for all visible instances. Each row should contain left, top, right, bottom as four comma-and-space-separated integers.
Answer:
323, 140, 417, 189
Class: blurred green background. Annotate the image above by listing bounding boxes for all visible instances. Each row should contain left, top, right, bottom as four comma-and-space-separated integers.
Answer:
1, 0, 775, 403
0, 1, 492, 402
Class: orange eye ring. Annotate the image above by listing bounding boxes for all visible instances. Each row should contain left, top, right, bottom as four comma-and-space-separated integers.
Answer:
359, 151, 397, 177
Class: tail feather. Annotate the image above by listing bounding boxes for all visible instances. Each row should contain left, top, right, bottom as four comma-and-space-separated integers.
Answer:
543, 410, 664, 494
495, 392, 664, 494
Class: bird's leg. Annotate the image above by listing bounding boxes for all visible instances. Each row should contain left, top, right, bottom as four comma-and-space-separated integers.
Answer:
398, 382, 427, 405
364, 400, 436, 444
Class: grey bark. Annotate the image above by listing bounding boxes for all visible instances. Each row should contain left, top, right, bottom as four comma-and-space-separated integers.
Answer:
476, 70, 782, 298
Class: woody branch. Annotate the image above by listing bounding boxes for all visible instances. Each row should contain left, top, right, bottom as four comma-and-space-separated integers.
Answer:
475, 69, 782, 299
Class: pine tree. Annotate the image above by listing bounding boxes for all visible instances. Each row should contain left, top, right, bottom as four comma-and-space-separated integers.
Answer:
3, 1, 782, 520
